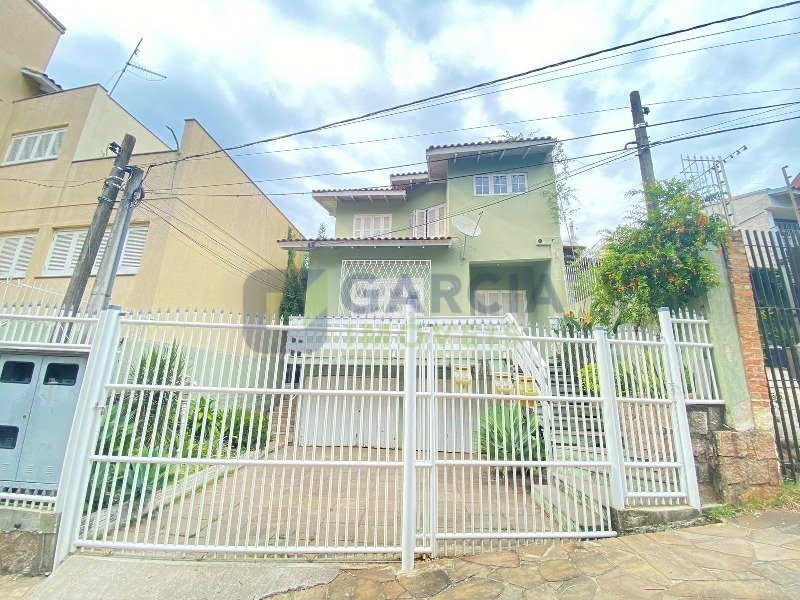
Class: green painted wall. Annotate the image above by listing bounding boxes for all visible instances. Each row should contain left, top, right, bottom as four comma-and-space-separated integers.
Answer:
304, 150, 567, 320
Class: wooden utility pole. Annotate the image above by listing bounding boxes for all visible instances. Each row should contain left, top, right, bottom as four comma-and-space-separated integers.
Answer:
630, 90, 656, 213
62, 134, 136, 312
782, 166, 800, 226
86, 166, 144, 313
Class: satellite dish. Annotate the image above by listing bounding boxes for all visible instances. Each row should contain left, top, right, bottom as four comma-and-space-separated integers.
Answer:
452, 215, 482, 237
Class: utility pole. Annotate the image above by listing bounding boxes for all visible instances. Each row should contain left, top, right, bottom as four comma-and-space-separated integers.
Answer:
782, 165, 800, 226
62, 134, 136, 312
86, 166, 144, 313
630, 90, 657, 213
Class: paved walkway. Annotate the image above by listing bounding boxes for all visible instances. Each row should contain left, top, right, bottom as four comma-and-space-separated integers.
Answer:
3, 509, 800, 599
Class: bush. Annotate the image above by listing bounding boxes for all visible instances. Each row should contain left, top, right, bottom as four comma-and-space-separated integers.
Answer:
474, 404, 544, 462
578, 350, 664, 398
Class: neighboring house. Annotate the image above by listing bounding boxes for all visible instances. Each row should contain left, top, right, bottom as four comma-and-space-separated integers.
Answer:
279, 138, 567, 324
715, 174, 800, 234
0, 0, 298, 315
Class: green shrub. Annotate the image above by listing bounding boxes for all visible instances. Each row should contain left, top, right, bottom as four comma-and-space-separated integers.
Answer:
474, 404, 544, 462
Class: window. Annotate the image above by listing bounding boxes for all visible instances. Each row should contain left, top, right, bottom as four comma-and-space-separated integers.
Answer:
0, 426, 19, 450
43, 363, 79, 386
474, 175, 490, 195
340, 259, 431, 316
3, 128, 66, 165
43, 224, 149, 277
410, 203, 447, 238
474, 289, 528, 325
511, 174, 528, 193
473, 173, 527, 196
353, 215, 391, 239
492, 175, 508, 194
0, 361, 34, 384
0, 233, 36, 278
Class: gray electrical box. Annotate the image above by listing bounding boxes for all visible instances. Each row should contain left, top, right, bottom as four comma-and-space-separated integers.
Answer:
0, 352, 86, 493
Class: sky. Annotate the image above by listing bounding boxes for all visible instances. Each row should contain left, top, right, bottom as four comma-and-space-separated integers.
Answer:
42, 0, 800, 244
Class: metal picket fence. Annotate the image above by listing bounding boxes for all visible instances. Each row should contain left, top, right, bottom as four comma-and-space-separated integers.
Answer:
35, 304, 716, 569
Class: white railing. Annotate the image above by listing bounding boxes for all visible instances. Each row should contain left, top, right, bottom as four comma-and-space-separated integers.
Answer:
48, 306, 715, 567
0, 277, 63, 308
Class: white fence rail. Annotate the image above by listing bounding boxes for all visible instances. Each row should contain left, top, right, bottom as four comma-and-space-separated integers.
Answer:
38, 305, 717, 567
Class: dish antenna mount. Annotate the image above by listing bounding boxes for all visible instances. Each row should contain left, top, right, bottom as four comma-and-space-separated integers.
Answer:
453, 213, 483, 261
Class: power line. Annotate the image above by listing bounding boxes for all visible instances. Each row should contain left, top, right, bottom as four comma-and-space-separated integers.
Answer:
145, 102, 800, 194
185, 86, 800, 164
145, 189, 292, 277
137, 199, 286, 292
143, 2, 800, 167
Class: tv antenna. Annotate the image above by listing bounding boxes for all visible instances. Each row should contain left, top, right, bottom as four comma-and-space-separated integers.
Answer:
453, 213, 483, 261
109, 38, 166, 97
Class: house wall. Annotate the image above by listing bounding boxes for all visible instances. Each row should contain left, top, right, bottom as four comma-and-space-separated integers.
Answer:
306, 150, 567, 319
333, 182, 447, 238
0, 0, 63, 125
0, 107, 297, 314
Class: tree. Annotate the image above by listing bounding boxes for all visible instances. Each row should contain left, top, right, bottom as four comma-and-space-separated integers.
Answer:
279, 228, 308, 320
542, 141, 580, 242
589, 179, 729, 329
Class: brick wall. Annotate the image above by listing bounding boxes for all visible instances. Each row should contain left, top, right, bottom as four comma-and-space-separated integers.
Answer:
709, 232, 782, 503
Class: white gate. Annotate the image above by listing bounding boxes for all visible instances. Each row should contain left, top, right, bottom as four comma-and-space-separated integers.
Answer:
50, 307, 712, 566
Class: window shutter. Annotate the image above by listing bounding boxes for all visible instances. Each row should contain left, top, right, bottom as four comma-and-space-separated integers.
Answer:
44, 231, 79, 276
90, 230, 111, 274
118, 225, 148, 274
4, 138, 23, 163
426, 204, 447, 238
410, 210, 425, 237
0, 237, 17, 277
380, 215, 391, 238
19, 136, 37, 162
353, 215, 363, 238
33, 132, 53, 159
50, 130, 65, 156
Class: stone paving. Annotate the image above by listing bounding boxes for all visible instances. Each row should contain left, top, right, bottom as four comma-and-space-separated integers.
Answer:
271, 509, 800, 600
3, 509, 800, 598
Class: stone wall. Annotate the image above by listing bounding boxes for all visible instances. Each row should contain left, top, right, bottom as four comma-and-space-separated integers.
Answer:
687, 405, 723, 504
0, 507, 59, 575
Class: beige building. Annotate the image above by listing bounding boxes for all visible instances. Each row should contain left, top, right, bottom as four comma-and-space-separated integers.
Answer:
0, 0, 298, 315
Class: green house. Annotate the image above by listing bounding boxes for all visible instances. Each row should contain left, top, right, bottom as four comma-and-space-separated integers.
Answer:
279, 138, 568, 324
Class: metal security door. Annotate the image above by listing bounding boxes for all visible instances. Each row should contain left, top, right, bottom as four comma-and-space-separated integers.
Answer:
0, 354, 44, 483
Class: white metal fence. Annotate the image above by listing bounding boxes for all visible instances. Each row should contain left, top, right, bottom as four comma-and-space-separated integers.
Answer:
30, 304, 717, 568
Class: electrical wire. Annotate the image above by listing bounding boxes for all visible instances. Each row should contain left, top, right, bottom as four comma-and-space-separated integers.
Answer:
145, 102, 800, 194
142, 2, 800, 168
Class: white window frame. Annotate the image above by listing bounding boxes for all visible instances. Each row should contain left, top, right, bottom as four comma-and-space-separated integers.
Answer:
42, 224, 149, 277
410, 203, 448, 238
3, 128, 66, 165
473, 173, 527, 196
474, 175, 490, 195
353, 214, 392, 239
474, 289, 528, 325
0, 232, 37, 279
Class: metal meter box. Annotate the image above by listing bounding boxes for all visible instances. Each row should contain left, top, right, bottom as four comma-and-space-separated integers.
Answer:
0, 353, 87, 493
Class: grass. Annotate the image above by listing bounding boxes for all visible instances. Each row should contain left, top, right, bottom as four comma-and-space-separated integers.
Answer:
706, 479, 800, 523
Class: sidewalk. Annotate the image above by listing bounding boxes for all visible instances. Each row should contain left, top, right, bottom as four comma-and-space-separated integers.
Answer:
4, 509, 799, 599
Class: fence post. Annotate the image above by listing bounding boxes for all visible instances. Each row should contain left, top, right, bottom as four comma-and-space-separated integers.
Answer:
54, 306, 122, 567
426, 327, 438, 558
402, 306, 417, 571
593, 326, 626, 510
658, 307, 702, 510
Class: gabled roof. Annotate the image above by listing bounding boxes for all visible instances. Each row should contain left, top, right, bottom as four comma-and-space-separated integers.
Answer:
20, 67, 61, 94
311, 188, 406, 215
389, 171, 428, 186
278, 237, 452, 250
425, 137, 557, 180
